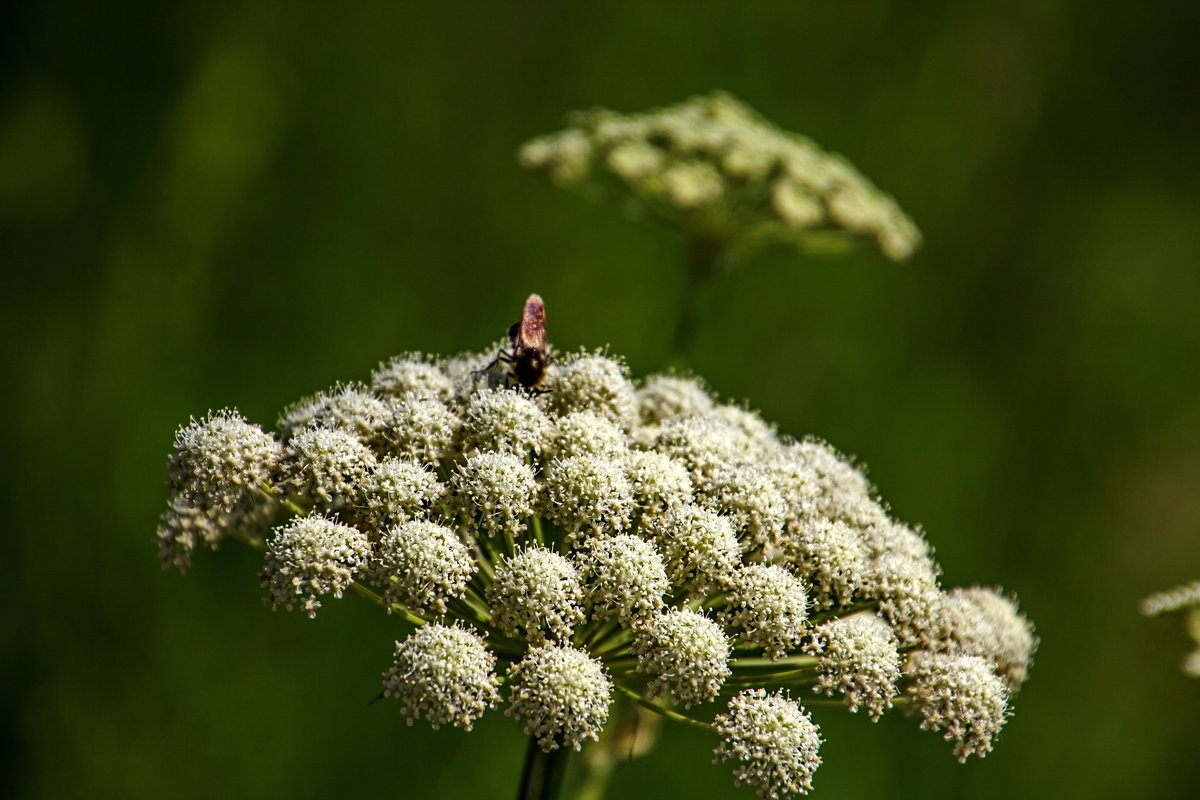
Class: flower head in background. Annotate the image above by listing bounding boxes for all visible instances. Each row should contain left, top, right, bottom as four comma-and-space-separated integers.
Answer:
1141, 580, 1200, 678
519, 91, 920, 262
159, 334, 1035, 798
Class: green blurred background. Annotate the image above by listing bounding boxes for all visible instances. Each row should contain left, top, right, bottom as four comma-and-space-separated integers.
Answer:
5, 1, 1199, 798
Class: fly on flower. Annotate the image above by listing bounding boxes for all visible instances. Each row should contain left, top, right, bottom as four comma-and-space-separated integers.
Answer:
484, 293, 551, 393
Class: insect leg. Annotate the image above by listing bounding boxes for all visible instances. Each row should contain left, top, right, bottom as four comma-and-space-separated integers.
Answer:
477, 349, 514, 375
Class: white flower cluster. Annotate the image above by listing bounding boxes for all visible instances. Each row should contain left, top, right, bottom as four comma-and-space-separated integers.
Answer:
259, 515, 371, 618
160, 341, 1036, 797
634, 608, 732, 708
383, 623, 500, 730
903, 652, 1010, 762
506, 643, 613, 751
519, 91, 920, 262
714, 689, 822, 800
167, 409, 280, 513
804, 613, 899, 721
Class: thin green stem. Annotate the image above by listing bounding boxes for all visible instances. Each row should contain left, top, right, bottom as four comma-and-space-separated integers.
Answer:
589, 626, 634, 658
228, 529, 263, 549
347, 581, 386, 608
808, 600, 878, 626
799, 698, 855, 709
613, 685, 711, 733
463, 584, 492, 617
472, 543, 496, 582
448, 596, 492, 629
257, 483, 306, 517
468, 575, 492, 610
588, 618, 619, 652
727, 668, 816, 687
582, 619, 617, 650
600, 655, 639, 672
484, 637, 526, 662
481, 535, 504, 570
346, 583, 429, 627
530, 514, 545, 547
731, 654, 820, 669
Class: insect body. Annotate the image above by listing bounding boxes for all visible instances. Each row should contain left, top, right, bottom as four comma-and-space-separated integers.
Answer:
484, 293, 551, 393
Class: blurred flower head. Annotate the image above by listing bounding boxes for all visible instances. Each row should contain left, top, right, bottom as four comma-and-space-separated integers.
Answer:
1142, 580, 1200, 678
519, 91, 920, 262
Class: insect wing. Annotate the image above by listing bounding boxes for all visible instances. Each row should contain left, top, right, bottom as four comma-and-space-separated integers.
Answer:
516, 293, 547, 353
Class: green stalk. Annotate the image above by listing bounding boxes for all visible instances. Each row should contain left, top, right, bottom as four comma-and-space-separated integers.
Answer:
462, 584, 493, 619
516, 736, 571, 800
807, 600, 878, 625
726, 668, 817, 688
346, 583, 429, 627
731, 654, 819, 669
589, 626, 634, 658
669, 235, 727, 366
613, 685, 711, 733
472, 543, 496, 582
257, 483, 306, 516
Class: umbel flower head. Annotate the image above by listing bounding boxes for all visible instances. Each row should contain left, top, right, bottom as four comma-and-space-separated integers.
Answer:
260, 514, 371, 618
804, 612, 900, 722
714, 689, 822, 800
903, 651, 1010, 762
506, 643, 613, 751
159, 330, 1035, 798
383, 623, 500, 730
167, 410, 280, 513
519, 91, 920, 262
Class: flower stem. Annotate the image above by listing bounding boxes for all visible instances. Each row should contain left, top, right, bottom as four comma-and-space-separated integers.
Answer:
726, 669, 817, 689
588, 626, 633, 658
472, 543, 496, 582
669, 235, 727, 366
516, 736, 571, 800
731, 654, 819, 669
257, 483, 306, 517
462, 584, 493, 619
613, 685, 711, 733
346, 582, 430, 627
800, 698, 857, 709
808, 600, 878, 625
582, 619, 617, 650
599, 655, 638, 671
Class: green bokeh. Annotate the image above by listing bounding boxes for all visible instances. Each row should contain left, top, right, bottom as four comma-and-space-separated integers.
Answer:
5, 2, 1199, 798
